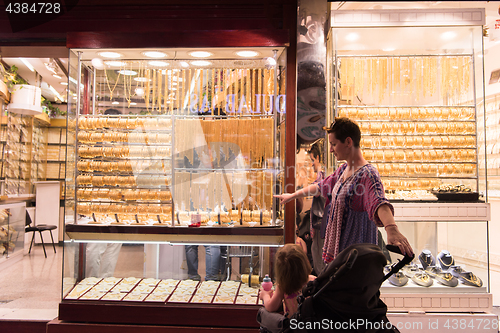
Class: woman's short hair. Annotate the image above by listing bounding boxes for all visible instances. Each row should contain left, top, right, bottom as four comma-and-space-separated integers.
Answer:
323, 117, 361, 148
274, 244, 311, 295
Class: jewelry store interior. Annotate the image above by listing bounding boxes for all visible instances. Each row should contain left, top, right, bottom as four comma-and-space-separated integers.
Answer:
1, 1, 500, 332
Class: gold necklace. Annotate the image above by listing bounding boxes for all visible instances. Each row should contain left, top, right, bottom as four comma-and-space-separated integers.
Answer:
124, 62, 134, 107
438, 256, 454, 269
104, 68, 121, 100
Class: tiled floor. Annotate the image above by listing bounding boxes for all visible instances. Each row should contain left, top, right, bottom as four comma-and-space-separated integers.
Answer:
0, 244, 61, 321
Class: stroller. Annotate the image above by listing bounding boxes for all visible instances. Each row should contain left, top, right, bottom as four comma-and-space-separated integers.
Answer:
257, 243, 414, 333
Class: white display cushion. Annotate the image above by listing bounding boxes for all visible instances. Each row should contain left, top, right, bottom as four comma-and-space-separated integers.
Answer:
8, 84, 43, 115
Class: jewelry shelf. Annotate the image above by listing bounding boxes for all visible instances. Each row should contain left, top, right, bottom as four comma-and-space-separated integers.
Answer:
65, 223, 284, 243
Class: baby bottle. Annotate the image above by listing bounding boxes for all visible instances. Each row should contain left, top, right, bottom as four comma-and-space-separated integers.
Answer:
261, 274, 273, 291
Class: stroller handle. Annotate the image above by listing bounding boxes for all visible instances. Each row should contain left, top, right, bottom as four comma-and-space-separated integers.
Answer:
386, 244, 415, 265
383, 245, 415, 283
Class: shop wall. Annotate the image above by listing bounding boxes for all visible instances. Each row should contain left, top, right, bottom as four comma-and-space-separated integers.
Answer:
485, 42, 500, 97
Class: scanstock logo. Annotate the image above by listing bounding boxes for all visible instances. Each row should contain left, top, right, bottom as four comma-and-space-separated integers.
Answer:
3, 1, 79, 33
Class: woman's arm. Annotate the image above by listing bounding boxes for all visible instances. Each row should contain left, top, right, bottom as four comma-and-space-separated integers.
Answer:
377, 204, 414, 256
274, 183, 320, 205
260, 284, 285, 312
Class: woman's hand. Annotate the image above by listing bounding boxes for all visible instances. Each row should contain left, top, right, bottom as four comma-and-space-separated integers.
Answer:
386, 226, 414, 256
274, 193, 295, 205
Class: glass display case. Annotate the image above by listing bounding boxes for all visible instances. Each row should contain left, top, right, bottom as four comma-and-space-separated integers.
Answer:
327, 9, 492, 314
0, 202, 26, 267
327, 12, 486, 200
60, 46, 288, 327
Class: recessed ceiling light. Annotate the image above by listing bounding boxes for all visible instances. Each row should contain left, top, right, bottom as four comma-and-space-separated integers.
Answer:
104, 61, 126, 67
112, 101, 120, 105
142, 51, 167, 58
191, 60, 211, 66
134, 77, 149, 82
148, 61, 169, 67
130, 102, 137, 106
441, 31, 456, 40
345, 33, 359, 41
99, 52, 123, 58
236, 50, 259, 57
180, 61, 189, 68
20, 58, 35, 72
92, 58, 104, 69
266, 57, 276, 66
60, 81, 68, 86
135, 88, 144, 96
53, 74, 62, 79
189, 51, 213, 58
118, 70, 137, 76
382, 47, 396, 52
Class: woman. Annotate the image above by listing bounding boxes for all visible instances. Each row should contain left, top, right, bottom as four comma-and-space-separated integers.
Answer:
275, 117, 413, 263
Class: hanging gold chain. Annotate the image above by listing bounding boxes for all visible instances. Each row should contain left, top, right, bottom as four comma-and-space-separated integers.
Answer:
104, 67, 121, 100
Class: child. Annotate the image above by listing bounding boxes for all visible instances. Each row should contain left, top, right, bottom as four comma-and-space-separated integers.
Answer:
259, 244, 315, 317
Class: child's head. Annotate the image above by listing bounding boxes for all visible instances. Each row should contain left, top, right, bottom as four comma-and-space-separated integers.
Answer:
274, 244, 312, 295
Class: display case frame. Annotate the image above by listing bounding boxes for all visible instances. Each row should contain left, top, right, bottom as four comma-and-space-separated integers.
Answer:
58, 26, 297, 331
326, 8, 493, 317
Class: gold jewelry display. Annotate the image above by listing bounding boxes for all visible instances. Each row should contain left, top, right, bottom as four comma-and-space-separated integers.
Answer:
340, 55, 471, 104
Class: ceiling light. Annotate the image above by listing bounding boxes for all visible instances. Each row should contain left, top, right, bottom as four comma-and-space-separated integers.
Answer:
191, 60, 211, 66
142, 51, 167, 58
130, 102, 137, 106
172, 76, 183, 82
92, 58, 104, 69
180, 62, 189, 68
148, 61, 169, 67
53, 74, 62, 79
112, 101, 119, 105
382, 47, 396, 52
49, 85, 64, 101
98, 52, 123, 58
60, 81, 68, 86
20, 58, 35, 72
135, 87, 144, 96
134, 77, 149, 82
345, 33, 359, 42
44, 61, 58, 74
266, 57, 276, 66
104, 61, 126, 67
441, 31, 456, 40
189, 51, 213, 58
236, 50, 259, 57
118, 70, 137, 76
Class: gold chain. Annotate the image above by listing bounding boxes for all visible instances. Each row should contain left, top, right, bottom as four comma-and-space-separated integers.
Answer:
104, 67, 121, 100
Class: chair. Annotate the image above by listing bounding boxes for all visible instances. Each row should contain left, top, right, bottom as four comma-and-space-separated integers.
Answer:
25, 211, 57, 258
